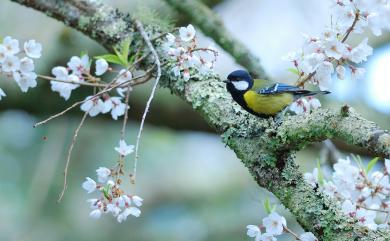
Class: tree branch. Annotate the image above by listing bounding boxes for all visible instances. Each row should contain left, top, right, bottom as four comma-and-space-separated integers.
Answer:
162, 0, 268, 79
10, 0, 390, 240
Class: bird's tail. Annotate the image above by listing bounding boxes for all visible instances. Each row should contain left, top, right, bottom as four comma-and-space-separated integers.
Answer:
293, 90, 331, 98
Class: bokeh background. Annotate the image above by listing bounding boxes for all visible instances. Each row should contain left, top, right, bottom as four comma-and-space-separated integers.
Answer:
0, 0, 389, 241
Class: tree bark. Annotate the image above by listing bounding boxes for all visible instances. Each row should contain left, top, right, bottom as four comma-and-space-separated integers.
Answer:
10, 0, 390, 240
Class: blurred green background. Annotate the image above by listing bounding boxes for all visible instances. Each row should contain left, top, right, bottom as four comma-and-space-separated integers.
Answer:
0, 0, 389, 241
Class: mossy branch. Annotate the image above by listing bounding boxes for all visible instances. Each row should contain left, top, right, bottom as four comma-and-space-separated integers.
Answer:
162, 0, 268, 79
10, 0, 390, 240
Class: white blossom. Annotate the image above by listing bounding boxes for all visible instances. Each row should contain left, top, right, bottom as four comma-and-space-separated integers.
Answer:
89, 209, 102, 219
95, 59, 108, 76
82, 177, 97, 193
107, 203, 121, 217
80, 96, 104, 117
116, 69, 132, 97
307, 97, 321, 110
323, 38, 348, 60
304, 168, 318, 187
24, 40, 42, 59
132, 195, 143, 207
2, 55, 20, 72
96, 167, 111, 183
385, 159, 390, 174
179, 24, 196, 42
300, 53, 325, 74
20, 57, 34, 73
101, 98, 113, 114
262, 212, 286, 235
166, 33, 176, 45
115, 139, 134, 156
67, 54, 89, 76
0, 45, 8, 63
347, 38, 373, 64
246, 225, 261, 241
3, 36, 20, 55
117, 207, 141, 223
260, 233, 276, 241
314, 61, 334, 90
110, 97, 127, 120
117, 195, 132, 208
14, 71, 37, 92
290, 98, 310, 114
182, 69, 190, 81
351, 67, 365, 81
51, 66, 80, 100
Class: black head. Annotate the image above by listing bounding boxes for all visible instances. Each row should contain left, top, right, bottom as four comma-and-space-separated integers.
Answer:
224, 70, 253, 93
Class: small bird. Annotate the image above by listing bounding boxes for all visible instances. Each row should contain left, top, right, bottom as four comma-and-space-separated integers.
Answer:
224, 70, 330, 118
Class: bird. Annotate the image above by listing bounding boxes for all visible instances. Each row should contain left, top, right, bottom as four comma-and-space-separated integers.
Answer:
224, 70, 330, 118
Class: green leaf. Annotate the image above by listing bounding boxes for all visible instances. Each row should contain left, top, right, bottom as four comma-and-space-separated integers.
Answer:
366, 157, 379, 174
287, 68, 300, 75
263, 197, 276, 214
102, 186, 110, 200
95, 54, 123, 65
120, 38, 131, 64
111, 38, 132, 67
317, 160, 324, 186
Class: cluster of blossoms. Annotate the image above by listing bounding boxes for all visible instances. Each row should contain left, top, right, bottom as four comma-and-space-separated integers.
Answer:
246, 211, 317, 241
289, 96, 322, 114
50, 55, 131, 120
0, 36, 42, 98
283, 0, 390, 90
82, 139, 142, 222
305, 157, 390, 230
284, 0, 390, 114
163, 24, 217, 81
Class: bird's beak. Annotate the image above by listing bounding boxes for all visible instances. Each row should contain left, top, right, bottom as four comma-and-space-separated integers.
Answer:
223, 79, 229, 83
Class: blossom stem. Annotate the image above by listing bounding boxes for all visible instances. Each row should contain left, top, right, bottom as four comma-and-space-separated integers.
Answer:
120, 86, 132, 140
283, 226, 301, 240
37, 74, 107, 87
357, 205, 389, 214
341, 10, 360, 43
57, 111, 88, 202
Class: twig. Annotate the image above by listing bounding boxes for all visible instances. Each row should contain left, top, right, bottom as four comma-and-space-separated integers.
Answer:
37, 74, 107, 87
57, 111, 88, 202
341, 10, 360, 43
120, 86, 132, 139
133, 20, 162, 184
33, 73, 147, 128
283, 226, 301, 240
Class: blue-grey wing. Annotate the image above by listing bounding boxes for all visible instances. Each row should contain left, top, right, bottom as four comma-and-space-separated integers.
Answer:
256, 83, 305, 95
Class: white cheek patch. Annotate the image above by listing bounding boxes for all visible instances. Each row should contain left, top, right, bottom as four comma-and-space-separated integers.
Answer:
232, 80, 249, 91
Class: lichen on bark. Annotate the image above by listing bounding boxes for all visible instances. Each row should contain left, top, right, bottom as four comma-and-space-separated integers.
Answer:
9, 0, 390, 240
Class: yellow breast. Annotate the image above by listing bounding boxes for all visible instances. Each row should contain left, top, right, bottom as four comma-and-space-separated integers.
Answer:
243, 90, 294, 115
